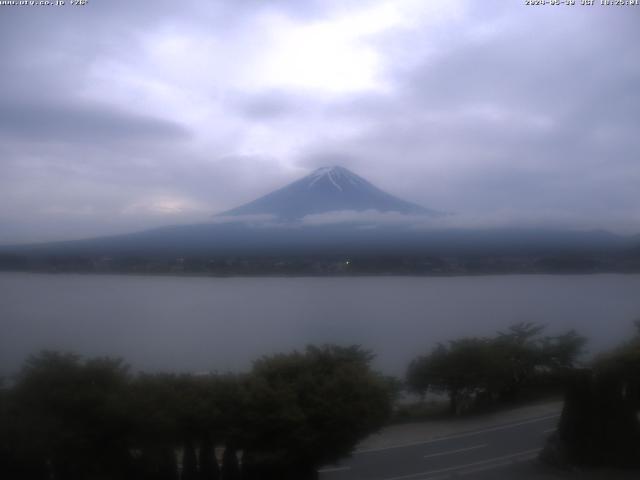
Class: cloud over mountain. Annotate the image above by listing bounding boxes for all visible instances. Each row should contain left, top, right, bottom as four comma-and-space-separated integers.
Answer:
0, 1, 638, 243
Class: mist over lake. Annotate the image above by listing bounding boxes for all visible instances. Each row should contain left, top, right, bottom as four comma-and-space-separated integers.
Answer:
1, 272, 639, 377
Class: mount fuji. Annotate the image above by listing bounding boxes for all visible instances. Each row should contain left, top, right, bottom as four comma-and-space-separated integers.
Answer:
219, 166, 439, 221
0, 166, 634, 269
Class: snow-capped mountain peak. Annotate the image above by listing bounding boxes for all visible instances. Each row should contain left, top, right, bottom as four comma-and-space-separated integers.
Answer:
307, 166, 365, 191
219, 166, 440, 220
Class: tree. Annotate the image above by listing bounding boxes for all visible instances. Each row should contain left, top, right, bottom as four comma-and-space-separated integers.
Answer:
221, 444, 241, 480
10, 351, 133, 479
541, 322, 640, 468
241, 345, 393, 479
407, 323, 587, 414
2, 346, 393, 479
407, 338, 506, 413
494, 322, 547, 401
183, 440, 198, 480
539, 330, 588, 370
198, 435, 220, 480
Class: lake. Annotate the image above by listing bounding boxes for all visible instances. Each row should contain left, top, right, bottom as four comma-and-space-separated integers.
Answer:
1, 272, 639, 377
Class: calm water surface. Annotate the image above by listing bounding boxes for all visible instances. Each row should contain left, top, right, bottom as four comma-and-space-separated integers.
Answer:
1, 272, 639, 376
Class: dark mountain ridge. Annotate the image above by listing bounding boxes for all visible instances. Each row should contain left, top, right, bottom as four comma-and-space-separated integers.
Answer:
1, 166, 639, 274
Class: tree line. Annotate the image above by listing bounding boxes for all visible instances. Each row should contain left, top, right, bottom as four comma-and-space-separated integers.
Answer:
406, 322, 587, 415
2, 322, 638, 477
0, 345, 393, 480
406, 322, 640, 467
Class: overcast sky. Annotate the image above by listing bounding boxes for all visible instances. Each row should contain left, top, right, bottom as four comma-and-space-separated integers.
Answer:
1, 0, 639, 243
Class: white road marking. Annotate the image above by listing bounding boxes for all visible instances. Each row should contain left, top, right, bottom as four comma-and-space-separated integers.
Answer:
459, 459, 514, 475
423, 444, 487, 459
318, 466, 351, 474
356, 413, 560, 454
458, 449, 541, 476
379, 448, 541, 480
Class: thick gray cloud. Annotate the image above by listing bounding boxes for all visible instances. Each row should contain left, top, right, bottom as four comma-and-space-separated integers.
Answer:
0, 0, 639, 243
233, 90, 311, 120
0, 100, 188, 143
295, 5, 640, 230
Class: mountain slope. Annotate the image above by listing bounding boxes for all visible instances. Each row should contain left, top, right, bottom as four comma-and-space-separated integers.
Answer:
1, 166, 637, 270
220, 166, 439, 220
2, 223, 629, 259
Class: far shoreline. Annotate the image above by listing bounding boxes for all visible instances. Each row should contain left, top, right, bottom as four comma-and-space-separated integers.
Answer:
2, 269, 640, 280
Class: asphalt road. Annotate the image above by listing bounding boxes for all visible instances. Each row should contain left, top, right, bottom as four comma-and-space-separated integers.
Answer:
318, 413, 560, 480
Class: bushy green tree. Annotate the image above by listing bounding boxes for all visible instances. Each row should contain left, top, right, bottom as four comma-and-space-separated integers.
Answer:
221, 444, 241, 480
407, 323, 586, 413
241, 345, 393, 479
183, 440, 198, 480
10, 351, 133, 479
542, 322, 640, 467
407, 338, 506, 413
2, 345, 393, 479
198, 435, 220, 480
